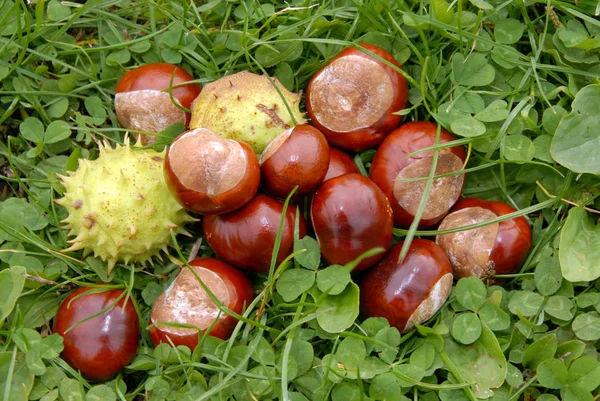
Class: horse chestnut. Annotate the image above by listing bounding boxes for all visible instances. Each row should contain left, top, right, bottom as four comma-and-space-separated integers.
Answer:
53, 287, 140, 381
436, 197, 532, 280
203, 194, 307, 273
149, 258, 254, 349
360, 239, 454, 332
310, 173, 393, 272
306, 44, 408, 151
260, 125, 330, 199
115, 63, 201, 144
164, 128, 260, 215
324, 147, 360, 181
370, 121, 466, 228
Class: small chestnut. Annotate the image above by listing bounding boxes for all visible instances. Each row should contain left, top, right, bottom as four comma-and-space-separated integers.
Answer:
310, 173, 393, 272
149, 258, 254, 349
436, 197, 532, 280
306, 44, 408, 151
369, 121, 466, 228
115, 63, 201, 144
164, 128, 260, 215
324, 147, 360, 181
53, 287, 140, 381
203, 194, 307, 273
260, 125, 330, 199
360, 239, 454, 332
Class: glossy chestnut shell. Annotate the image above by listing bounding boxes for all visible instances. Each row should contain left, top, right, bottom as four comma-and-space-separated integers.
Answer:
306, 44, 408, 152
260, 125, 330, 199
436, 197, 532, 280
53, 287, 140, 381
203, 194, 307, 273
360, 239, 454, 332
310, 173, 393, 272
164, 128, 260, 215
324, 147, 360, 181
149, 258, 254, 349
115, 63, 201, 144
369, 121, 467, 229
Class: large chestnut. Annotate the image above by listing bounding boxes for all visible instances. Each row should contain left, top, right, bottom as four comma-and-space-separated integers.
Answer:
260, 125, 330, 199
53, 287, 140, 381
149, 258, 254, 349
115, 63, 201, 144
370, 121, 466, 228
164, 128, 260, 215
436, 197, 532, 280
306, 44, 408, 152
310, 173, 393, 272
324, 147, 360, 181
360, 239, 454, 332
203, 194, 307, 273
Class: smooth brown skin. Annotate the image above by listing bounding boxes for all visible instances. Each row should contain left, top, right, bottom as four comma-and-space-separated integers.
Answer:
324, 147, 360, 181
149, 258, 254, 349
164, 131, 260, 215
53, 287, 140, 381
115, 62, 201, 125
203, 194, 307, 272
306, 44, 408, 152
310, 173, 393, 272
369, 121, 467, 228
451, 197, 532, 278
360, 239, 453, 332
261, 125, 330, 199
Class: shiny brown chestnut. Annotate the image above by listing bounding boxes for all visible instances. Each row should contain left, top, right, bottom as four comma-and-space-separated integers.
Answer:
203, 194, 307, 273
306, 44, 408, 152
115, 63, 201, 145
53, 287, 140, 381
360, 239, 454, 332
310, 173, 393, 272
370, 121, 467, 229
436, 197, 532, 281
260, 125, 330, 199
149, 258, 254, 349
324, 147, 360, 181
164, 128, 260, 215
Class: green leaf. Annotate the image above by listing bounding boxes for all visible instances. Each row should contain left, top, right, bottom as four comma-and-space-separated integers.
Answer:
44, 121, 71, 144
370, 373, 401, 401
106, 49, 131, 66
276, 268, 315, 302
47, 0, 71, 21
450, 115, 487, 137
294, 236, 321, 270
0, 351, 34, 401
0, 265, 26, 322
559, 207, 600, 282
568, 356, 600, 392
504, 135, 535, 162
336, 337, 366, 372
20, 117, 45, 143
508, 291, 544, 317
543, 106, 568, 135
474, 100, 509, 122
537, 359, 568, 389
316, 265, 351, 295
453, 276, 487, 311
451, 312, 482, 344
478, 301, 510, 331
289, 340, 313, 376
409, 342, 436, 371
522, 334, 557, 370
535, 253, 563, 296
86, 385, 117, 401
551, 84, 600, 175
544, 296, 575, 321
316, 282, 360, 333
495, 19, 525, 44
84, 96, 106, 125
251, 337, 275, 366
47, 98, 69, 119
451, 53, 495, 87
571, 312, 600, 341
556, 340, 585, 365
561, 385, 594, 401
141, 282, 164, 306
432, 0, 454, 23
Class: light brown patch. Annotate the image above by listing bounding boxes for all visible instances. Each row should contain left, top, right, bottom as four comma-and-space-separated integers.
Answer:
115, 90, 186, 144
259, 128, 293, 164
256, 104, 288, 129
436, 207, 499, 278
394, 153, 465, 220
309, 55, 394, 132
405, 273, 453, 332
169, 128, 247, 196
151, 265, 230, 336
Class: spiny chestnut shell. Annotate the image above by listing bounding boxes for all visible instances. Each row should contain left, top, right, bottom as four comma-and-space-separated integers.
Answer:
310, 173, 393, 272
53, 287, 140, 381
260, 125, 330, 199
324, 147, 360, 181
360, 239, 454, 332
436, 197, 532, 280
370, 121, 466, 229
149, 258, 254, 349
115, 63, 201, 144
203, 194, 307, 273
164, 128, 260, 215
306, 44, 408, 152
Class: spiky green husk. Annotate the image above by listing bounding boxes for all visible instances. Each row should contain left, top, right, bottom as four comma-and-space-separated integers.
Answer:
56, 139, 195, 272
189, 71, 306, 155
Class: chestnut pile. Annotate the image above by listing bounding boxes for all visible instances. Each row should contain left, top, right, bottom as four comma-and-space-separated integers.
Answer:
54, 44, 532, 380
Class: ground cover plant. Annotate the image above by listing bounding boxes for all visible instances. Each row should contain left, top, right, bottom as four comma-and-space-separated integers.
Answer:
1, 0, 600, 400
